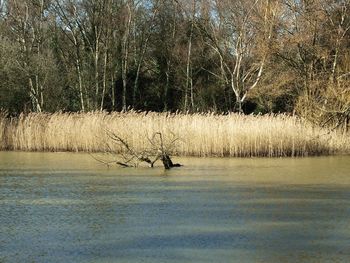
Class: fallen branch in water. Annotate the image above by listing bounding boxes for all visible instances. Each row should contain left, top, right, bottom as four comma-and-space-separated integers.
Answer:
92, 130, 182, 169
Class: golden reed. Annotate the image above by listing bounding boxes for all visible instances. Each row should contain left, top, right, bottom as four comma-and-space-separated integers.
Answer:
0, 111, 348, 157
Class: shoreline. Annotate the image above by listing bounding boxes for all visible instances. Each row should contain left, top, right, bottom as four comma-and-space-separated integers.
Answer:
2, 149, 349, 158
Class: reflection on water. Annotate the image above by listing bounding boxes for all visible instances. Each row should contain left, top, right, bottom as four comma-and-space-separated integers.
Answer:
1, 152, 350, 263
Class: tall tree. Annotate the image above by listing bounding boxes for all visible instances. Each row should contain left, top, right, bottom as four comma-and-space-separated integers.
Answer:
203, 0, 280, 112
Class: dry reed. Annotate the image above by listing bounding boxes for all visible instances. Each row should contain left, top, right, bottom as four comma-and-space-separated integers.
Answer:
0, 110, 7, 149
0, 111, 349, 157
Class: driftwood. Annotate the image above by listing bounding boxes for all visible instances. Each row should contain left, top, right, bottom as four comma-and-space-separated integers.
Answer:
93, 131, 182, 169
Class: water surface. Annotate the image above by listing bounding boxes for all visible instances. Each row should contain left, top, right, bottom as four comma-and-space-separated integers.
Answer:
1, 152, 350, 263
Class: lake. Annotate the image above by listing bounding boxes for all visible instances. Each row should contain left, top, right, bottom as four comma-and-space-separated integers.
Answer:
1, 152, 350, 263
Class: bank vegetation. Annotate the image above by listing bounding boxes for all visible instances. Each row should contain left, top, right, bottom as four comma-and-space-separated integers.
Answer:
0, 111, 348, 157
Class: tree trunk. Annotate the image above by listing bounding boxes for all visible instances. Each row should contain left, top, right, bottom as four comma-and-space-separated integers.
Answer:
94, 43, 99, 109
164, 61, 171, 111
184, 26, 193, 111
29, 78, 41, 112
100, 49, 108, 111
133, 60, 141, 108
184, 0, 195, 112
111, 73, 115, 110
75, 56, 85, 112
121, 2, 132, 111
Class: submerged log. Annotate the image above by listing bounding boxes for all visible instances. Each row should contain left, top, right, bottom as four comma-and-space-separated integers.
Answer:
161, 154, 182, 169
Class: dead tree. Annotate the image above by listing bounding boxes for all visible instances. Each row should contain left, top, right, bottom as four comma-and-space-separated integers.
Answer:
148, 132, 182, 169
92, 131, 182, 169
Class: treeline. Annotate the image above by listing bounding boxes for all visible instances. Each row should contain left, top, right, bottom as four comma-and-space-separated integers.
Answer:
0, 0, 349, 129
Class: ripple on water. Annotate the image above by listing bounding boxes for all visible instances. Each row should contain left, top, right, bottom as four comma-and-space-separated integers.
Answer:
1, 152, 350, 263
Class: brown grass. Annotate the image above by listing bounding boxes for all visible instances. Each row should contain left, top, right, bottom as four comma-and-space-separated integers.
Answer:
0, 111, 349, 157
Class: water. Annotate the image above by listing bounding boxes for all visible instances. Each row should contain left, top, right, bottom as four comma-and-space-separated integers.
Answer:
1, 152, 350, 263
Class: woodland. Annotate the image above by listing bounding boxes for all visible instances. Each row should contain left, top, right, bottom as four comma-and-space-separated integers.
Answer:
0, 0, 349, 130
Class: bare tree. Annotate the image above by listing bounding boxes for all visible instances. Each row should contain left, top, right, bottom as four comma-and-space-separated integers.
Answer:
120, 0, 133, 111
203, 0, 280, 112
53, 0, 87, 111
6, 0, 51, 112
182, 0, 196, 111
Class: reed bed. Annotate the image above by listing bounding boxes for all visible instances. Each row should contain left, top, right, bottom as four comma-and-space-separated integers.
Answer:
0, 111, 7, 147
0, 111, 349, 157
